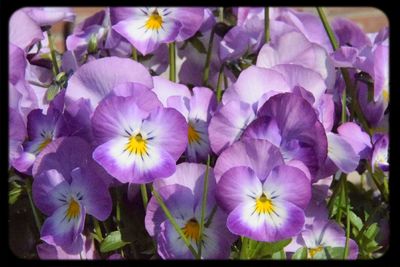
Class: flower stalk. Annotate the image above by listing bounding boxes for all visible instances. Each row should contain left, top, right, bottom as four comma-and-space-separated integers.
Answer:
198, 155, 211, 258
169, 42, 176, 82
46, 30, 60, 76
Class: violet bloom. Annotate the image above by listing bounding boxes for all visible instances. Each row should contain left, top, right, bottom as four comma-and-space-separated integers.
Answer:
92, 95, 188, 184
371, 134, 389, 172
290, 219, 358, 259
242, 93, 328, 181
112, 7, 204, 55
33, 166, 112, 248
145, 163, 236, 259
23, 7, 75, 27
165, 86, 217, 162
9, 108, 27, 169
37, 234, 98, 260
10, 106, 65, 174
215, 138, 311, 242
9, 9, 43, 51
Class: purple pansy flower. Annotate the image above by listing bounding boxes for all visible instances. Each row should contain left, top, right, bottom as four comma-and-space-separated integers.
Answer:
11, 106, 65, 174
166, 86, 218, 162
145, 163, 236, 259
289, 219, 359, 259
215, 138, 311, 242
33, 166, 112, 248
23, 7, 75, 27
371, 133, 389, 172
91, 95, 188, 184
112, 7, 204, 55
243, 93, 328, 181
37, 234, 98, 260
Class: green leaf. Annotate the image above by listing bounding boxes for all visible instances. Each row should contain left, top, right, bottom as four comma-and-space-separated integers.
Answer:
9, 182, 23, 205
364, 223, 379, 240
100, 230, 130, 253
348, 210, 363, 231
292, 247, 308, 259
324, 247, 346, 259
247, 238, 291, 259
46, 84, 59, 101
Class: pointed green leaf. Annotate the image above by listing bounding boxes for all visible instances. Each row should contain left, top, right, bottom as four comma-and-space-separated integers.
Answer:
100, 230, 130, 253
292, 247, 308, 259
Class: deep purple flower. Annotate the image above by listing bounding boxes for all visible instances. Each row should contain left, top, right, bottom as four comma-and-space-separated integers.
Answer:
33, 166, 112, 248
112, 7, 204, 55
91, 95, 188, 183
215, 138, 311, 242
145, 163, 236, 259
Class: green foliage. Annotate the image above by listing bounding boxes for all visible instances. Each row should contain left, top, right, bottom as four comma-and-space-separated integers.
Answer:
9, 181, 23, 205
100, 230, 130, 253
241, 237, 291, 259
292, 247, 307, 259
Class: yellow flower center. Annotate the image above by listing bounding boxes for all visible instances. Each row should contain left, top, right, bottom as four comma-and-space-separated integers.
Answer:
255, 193, 275, 214
308, 246, 323, 258
182, 218, 200, 242
37, 137, 52, 153
145, 10, 163, 30
125, 133, 148, 156
188, 123, 201, 144
66, 198, 80, 220
383, 88, 389, 104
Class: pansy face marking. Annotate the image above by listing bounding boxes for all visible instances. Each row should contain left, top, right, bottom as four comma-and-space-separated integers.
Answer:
182, 218, 200, 242
254, 193, 275, 215
125, 133, 148, 157
188, 123, 201, 145
144, 9, 164, 31
65, 198, 81, 221
308, 246, 323, 258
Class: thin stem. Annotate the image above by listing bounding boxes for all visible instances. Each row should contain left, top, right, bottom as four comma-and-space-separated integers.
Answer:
169, 42, 176, 82
219, 7, 224, 22
93, 217, 103, 241
366, 163, 389, 202
46, 30, 60, 76
140, 184, 149, 210
336, 174, 346, 224
132, 46, 138, 61
316, 8, 339, 50
264, 7, 270, 44
344, 180, 350, 259
216, 64, 225, 102
26, 182, 41, 233
198, 155, 211, 258
204, 204, 218, 227
202, 28, 215, 86
115, 187, 122, 232
239, 237, 248, 259
151, 186, 199, 259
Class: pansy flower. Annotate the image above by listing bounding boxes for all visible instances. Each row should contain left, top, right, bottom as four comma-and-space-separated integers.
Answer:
371, 133, 389, 172
92, 95, 188, 184
289, 219, 359, 259
112, 7, 204, 55
33, 166, 112, 248
145, 163, 236, 259
215, 139, 311, 242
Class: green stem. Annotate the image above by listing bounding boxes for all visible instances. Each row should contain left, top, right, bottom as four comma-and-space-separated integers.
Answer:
239, 237, 248, 259
115, 188, 122, 231
204, 204, 218, 227
336, 174, 347, 224
151, 186, 199, 259
216, 64, 225, 102
46, 30, 60, 76
316, 8, 339, 50
198, 155, 211, 258
132, 46, 138, 61
264, 7, 270, 44
202, 28, 215, 86
140, 184, 149, 210
93, 217, 103, 241
343, 179, 350, 259
219, 7, 224, 22
26, 182, 42, 234
168, 42, 176, 82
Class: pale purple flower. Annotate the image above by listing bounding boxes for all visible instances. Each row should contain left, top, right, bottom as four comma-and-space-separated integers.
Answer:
145, 163, 236, 259
112, 7, 204, 55
215, 138, 311, 242
23, 7, 75, 27
37, 234, 98, 260
9, 9, 43, 51
91, 95, 188, 184
288, 219, 359, 259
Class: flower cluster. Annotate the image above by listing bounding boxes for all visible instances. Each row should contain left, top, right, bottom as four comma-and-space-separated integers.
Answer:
8, 7, 389, 260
